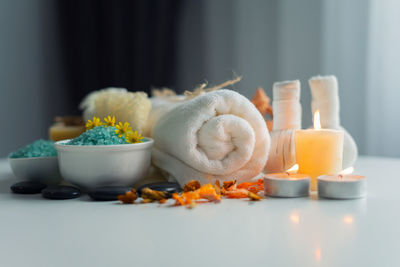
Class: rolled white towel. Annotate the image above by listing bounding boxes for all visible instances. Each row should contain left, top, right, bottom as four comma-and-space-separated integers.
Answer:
147, 89, 271, 185
309, 75, 358, 169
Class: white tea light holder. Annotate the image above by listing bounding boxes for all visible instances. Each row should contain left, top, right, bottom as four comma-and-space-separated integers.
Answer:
318, 174, 366, 199
264, 173, 310, 198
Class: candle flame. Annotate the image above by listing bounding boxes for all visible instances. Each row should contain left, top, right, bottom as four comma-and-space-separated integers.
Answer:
313, 110, 321, 130
286, 164, 299, 174
340, 167, 354, 175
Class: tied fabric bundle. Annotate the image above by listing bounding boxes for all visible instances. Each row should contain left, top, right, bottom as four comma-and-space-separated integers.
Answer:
265, 80, 301, 173
309, 75, 358, 169
144, 89, 271, 186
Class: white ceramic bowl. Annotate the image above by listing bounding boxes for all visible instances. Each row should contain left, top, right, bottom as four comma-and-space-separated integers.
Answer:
8, 156, 62, 184
55, 138, 154, 189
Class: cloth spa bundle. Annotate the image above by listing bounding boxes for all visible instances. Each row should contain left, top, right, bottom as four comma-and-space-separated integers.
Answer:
309, 75, 358, 168
265, 80, 301, 173
144, 89, 271, 186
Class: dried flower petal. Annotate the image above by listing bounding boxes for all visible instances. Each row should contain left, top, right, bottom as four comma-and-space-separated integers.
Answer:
117, 189, 137, 204
173, 182, 222, 207
224, 189, 249, 199
248, 191, 263, 201
213, 180, 221, 195
223, 180, 236, 190
184, 180, 201, 192
172, 193, 185, 206
198, 184, 221, 202
251, 87, 273, 116
182, 191, 200, 204
141, 187, 167, 200
237, 182, 253, 190
237, 179, 264, 194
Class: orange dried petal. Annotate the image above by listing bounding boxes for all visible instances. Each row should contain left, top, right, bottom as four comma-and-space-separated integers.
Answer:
198, 184, 221, 202
224, 189, 249, 199
141, 187, 167, 200
182, 191, 200, 201
184, 180, 201, 192
213, 180, 221, 195
227, 184, 237, 191
248, 191, 263, 201
223, 180, 236, 190
248, 184, 264, 194
172, 193, 185, 206
237, 182, 253, 190
237, 179, 264, 193
117, 190, 137, 204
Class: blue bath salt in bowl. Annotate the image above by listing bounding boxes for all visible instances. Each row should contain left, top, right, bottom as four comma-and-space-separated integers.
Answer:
9, 139, 57, 158
66, 126, 129, 146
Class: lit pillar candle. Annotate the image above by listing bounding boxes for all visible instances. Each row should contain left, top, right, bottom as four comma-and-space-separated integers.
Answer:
295, 110, 344, 191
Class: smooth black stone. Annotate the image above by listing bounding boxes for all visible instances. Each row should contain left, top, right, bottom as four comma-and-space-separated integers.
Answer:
87, 186, 132, 201
137, 182, 182, 196
42, 185, 81, 200
10, 181, 47, 194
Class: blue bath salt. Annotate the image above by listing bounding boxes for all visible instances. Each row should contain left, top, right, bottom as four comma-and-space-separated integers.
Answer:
9, 139, 57, 158
66, 126, 129, 146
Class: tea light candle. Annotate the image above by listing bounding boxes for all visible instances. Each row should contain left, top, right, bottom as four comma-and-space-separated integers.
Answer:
264, 165, 311, 197
318, 167, 366, 199
295, 110, 344, 191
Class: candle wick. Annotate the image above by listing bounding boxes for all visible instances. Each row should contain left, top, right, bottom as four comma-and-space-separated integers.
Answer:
286, 172, 290, 176
339, 174, 343, 179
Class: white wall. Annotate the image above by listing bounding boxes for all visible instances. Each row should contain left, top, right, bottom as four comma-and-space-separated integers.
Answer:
177, 0, 278, 98
1, 0, 396, 157
276, 0, 322, 129
321, 0, 369, 155
0, 0, 67, 157
177, 0, 371, 156
366, 0, 400, 157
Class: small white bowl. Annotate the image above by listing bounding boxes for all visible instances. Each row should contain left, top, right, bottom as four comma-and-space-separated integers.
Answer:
55, 138, 154, 189
8, 156, 62, 184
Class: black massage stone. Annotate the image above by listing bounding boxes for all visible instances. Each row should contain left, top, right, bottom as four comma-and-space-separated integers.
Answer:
41, 185, 81, 200
10, 181, 47, 194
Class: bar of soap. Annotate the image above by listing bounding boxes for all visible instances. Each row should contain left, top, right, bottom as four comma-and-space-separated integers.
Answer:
49, 116, 85, 141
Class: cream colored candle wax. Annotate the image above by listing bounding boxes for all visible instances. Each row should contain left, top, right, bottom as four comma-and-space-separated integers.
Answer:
294, 110, 344, 191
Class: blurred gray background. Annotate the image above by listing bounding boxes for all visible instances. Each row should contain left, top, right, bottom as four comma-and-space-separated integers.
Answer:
1, 0, 398, 158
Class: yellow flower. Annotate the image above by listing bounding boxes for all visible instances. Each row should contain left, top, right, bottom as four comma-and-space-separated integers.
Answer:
115, 122, 132, 138
126, 131, 144, 144
104, 116, 116, 127
86, 116, 102, 130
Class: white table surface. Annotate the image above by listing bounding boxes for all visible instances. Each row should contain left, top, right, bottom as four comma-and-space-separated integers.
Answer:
0, 156, 398, 267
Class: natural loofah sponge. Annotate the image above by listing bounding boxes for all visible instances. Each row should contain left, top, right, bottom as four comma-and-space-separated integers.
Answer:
80, 88, 151, 134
